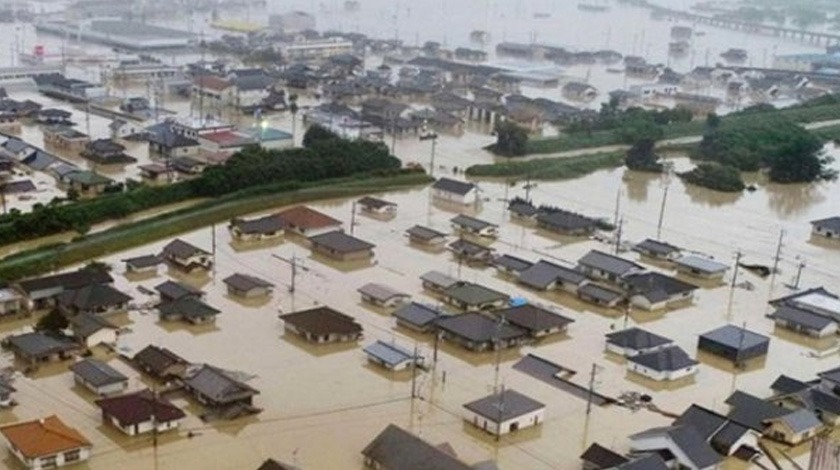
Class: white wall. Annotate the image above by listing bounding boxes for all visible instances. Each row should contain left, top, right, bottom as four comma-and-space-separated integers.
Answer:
467, 408, 545, 436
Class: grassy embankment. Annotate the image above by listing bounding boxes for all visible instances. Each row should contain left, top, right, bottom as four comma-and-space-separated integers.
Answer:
520, 101, 840, 155
0, 172, 431, 281
465, 152, 624, 179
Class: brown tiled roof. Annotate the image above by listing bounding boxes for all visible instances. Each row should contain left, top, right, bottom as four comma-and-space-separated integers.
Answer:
276, 206, 341, 230
280, 307, 362, 336
0, 415, 90, 458
96, 390, 186, 426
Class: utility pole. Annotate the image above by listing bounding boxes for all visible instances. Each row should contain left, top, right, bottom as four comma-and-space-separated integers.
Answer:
211, 223, 216, 278
493, 316, 506, 394
433, 329, 440, 364
731, 251, 742, 289
771, 229, 785, 276
151, 385, 159, 470
656, 184, 669, 240
410, 344, 418, 399
614, 217, 624, 255
350, 201, 357, 235
272, 253, 307, 294
524, 173, 534, 202
613, 186, 621, 228
791, 260, 806, 290
420, 132, 438, 176
585, 363, 598, 416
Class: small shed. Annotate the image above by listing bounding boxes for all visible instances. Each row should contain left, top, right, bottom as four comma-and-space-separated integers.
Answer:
698, 325, 770, 364
405, 225, 447, 247
431, 178, 477, 205
357, 196, 397, 216
463, 389, 545, 436
122, 255, 162, 274
70, 358, 128, 395
363, 341, 422, 371
308, 230, 375, 261
223, 273, 274, 298
357, 283, 410, 308
674, 255, 729, 280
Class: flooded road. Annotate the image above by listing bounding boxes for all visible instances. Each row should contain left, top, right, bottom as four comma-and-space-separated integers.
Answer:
1, 139, 839, 468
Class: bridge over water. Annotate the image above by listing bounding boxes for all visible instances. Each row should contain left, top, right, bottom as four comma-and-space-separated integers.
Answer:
650, 6, 840, 47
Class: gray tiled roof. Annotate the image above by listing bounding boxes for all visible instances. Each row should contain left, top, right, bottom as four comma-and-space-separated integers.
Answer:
162, 239, 209, 259
630, 425, 721, 469
420, 271, 459, 289
494, 304, 574, 334
628, 346, 697, 372
184, 365, 259, 403
578, 283, 624, 303
358, 283, 407, 303
444, 282, 509, 306
812, 216, 840, 232
393, 302, 446, 329
700, 325, 769, 350
431, 177, 475, 195
463, 389, 545, 422
223, 273, 274, 292
773, 408, 821, 434
362, 424, 473, 470
674, 255, 729, 274
633, 238, 681, 256
772, 305, 834, 331
578, 250, 643, 276
492, 254, 533, 273
70, 358, 127, 387
518, 260, 586, 289
437, 312, 525, 343
406, 225, 447, 241
308, 230, 375, 253
451, 214, 496, 231
363, 341, 416, 367
605, 327, 672, 351
69, 313, 117, 338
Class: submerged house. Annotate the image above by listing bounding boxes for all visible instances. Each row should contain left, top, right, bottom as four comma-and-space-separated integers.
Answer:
69, 358, 128, 395
463, 389, 546, 436
811, 217, 840, 239
436, 312, 528, 351
443, 282, 509, 311
280, 307, 363, 344
698, 325, 770, 364
0, 415, 92, 469
494, 304, 574, 339
95, 390, 186, 436
160, 239, 213, 272
405, 225, 448, 247
362, 424, 474, 470
308, 231, 375, 261
623, 272, 698, 311
577, 250, 644, 283
626, 346, 699, 382
431, 178, 477, 205
363, 340, 422, 371
229, 215, 286, 242
183, 364, 259, 410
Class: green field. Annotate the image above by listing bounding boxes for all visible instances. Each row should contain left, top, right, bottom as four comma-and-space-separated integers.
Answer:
0, 173, 431, 281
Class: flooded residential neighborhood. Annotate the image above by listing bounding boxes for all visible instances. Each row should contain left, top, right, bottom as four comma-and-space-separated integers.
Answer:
0, 0, 838, 469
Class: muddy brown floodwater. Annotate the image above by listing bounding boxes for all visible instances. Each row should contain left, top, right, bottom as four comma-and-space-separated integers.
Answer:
1, 139, 840, 469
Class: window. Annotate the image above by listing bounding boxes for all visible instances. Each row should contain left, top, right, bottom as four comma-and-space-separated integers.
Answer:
65, 449, 81, 462
40, 455, 57, 468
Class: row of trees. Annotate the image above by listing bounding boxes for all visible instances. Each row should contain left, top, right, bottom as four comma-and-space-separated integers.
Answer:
694, 114, 836, 183
0, 126, 402, 247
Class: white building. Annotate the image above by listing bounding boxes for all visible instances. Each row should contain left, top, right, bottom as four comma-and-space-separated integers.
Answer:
0, 415, 92, 469
811, 217, 840, 239
463, 389, 545, 436
95, 391, 186, 436
70, 359, 129, 396
431, 178, 477, 205
605, 327, 674, 357
282, 37, 353, 62
69, 313, 119, 348
627, 346, 698, 381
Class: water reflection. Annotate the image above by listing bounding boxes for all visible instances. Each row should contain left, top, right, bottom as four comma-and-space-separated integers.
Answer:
682, 181, 743, 207
623, 169, 660, 203
766, 182, 826, 219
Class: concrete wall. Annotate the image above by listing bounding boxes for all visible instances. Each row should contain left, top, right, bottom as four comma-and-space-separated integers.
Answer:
467, 408, 544, 436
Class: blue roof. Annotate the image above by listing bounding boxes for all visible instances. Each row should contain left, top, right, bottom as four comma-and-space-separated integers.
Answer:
363, 341, 416, 367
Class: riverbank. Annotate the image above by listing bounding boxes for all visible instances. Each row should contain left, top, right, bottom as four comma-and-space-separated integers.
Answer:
465, 151, 624, 180
514, 101, 840, 156
0, 172, 432, 281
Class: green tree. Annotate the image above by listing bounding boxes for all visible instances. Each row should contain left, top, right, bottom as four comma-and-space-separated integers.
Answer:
35, 309, 68, 335
493, 121, 529, 157
303, 124, 340, 148
680, 163, 745, 192
625, 138, 663, 172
